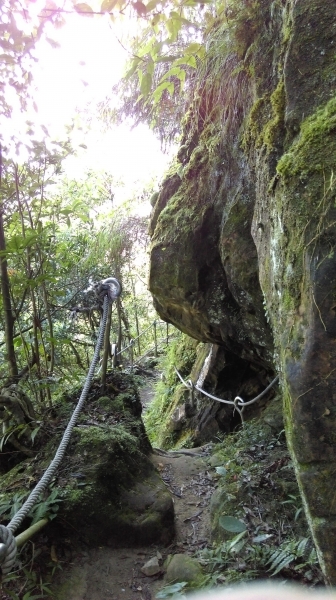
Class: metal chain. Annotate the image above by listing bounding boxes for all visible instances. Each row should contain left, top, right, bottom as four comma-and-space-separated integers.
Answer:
0, 292, 111, 576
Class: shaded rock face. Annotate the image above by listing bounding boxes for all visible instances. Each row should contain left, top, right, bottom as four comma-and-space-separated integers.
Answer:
149, 136, 274, 371
149, 0, 336, 584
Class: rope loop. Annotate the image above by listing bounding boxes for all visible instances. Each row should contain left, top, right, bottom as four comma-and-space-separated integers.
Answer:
94, 277, 122, 305
0, 525, 16, 576
233, 397, 244, 423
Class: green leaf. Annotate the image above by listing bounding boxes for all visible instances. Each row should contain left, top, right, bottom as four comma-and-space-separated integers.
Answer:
156, 55, 178, 63
174, 55, 197, 68
160, 66, 182, 81
30, 426, 41, 444
271, 555, 294, 576
297, 538, 309, 555
146, 0, 161, 10
215, 466, 227, 476
268, 548, 289, 569
101, 0, 118, 11
137, 36, 156, 57
74, 3, 94, 16
156, 582, 188, 599
184, 42, 205, 60
150, 40, 162, 60
147, 58, 154, 76
140, 71, 152, 96
152, 81, 174, 103
219, 516, 247, 533
165, 16, 182, 41
125, 58, 141, 80
151, 13, 161, 26
227, 530, 247, 550
14, 337, 23, 347
177, 69, 186, 90
169, 10, 182, 18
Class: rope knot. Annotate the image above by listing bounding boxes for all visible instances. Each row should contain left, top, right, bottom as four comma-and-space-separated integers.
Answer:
234, 396, 244, 408
94, 277, 122, 305
0, 525, 17, 576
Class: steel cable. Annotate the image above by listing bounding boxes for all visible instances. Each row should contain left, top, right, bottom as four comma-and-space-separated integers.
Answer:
174, 367, 279, 423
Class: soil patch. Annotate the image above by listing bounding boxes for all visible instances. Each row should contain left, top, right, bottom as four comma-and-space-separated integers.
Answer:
53, 449, 214, 600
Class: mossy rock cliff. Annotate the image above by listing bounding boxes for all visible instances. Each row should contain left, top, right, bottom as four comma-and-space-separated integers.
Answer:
149, 0, 336, 584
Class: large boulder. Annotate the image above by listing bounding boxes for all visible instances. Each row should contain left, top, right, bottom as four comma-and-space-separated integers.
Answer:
0, 372, 174, 547
149, 0, 336, 583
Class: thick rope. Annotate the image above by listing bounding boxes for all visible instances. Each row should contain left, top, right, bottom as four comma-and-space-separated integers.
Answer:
174, 367, 279, 423
0, 527, 16, 575
0, 294, 110, 575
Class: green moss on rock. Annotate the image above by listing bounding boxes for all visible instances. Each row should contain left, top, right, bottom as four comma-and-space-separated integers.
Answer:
277, 97, 336, 179
259, 79, 286, 149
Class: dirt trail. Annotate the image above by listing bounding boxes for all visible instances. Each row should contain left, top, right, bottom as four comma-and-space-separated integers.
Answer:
54, 384, 215, 600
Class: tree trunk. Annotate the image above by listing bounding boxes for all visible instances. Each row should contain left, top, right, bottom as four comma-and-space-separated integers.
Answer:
0, 210, 18, 378
129, 268, 140, 355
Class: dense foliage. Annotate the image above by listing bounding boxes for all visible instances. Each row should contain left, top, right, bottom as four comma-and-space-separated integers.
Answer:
0, 143, 154, 409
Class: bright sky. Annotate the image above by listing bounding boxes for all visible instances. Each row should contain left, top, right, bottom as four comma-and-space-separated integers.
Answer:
29, 7, 171, 198
33, 12, 125, 130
